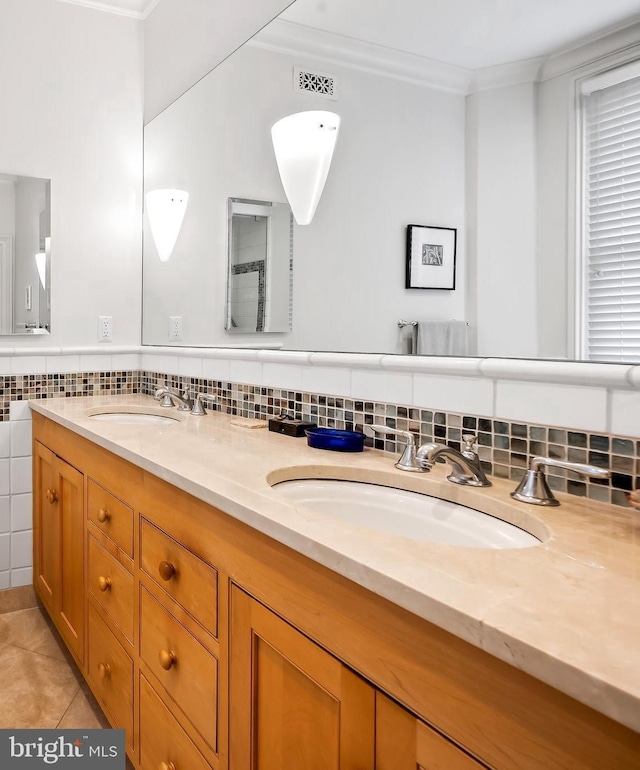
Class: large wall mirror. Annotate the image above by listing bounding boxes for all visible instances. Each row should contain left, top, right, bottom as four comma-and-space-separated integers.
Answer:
0, 174, 51, 335
142, 0, 640, 361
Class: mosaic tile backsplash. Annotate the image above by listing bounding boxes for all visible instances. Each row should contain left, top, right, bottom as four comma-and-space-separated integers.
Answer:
3, 367, 639, 508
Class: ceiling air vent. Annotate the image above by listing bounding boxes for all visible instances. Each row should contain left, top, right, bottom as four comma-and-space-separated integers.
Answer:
294, 67, 337, 100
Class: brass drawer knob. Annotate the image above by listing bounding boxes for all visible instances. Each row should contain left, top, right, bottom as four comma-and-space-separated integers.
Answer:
159, 762, 176, 770
158, 649, 176, 671
158, 561, 176, 581
98, 662, 111, 679
97, 576, 112, 592
46, 489, 58, 504
97, 508, 111, 523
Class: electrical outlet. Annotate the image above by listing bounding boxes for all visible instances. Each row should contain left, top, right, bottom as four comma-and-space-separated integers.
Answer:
169, 316, 182, 341
98, 315, 113, 342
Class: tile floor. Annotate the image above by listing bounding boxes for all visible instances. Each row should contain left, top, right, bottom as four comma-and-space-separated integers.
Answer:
0, 606, 134, 769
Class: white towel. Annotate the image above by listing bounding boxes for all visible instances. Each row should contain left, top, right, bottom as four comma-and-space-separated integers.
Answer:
417, 320, 469, 356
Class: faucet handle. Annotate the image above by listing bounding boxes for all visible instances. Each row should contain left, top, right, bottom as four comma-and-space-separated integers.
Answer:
190, 393, 209, 416
370, 425, 425, 472
154, 388, 175, 408
511, 456, 610, 506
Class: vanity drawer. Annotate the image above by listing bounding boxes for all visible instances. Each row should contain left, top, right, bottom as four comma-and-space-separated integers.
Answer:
88, 534, 134, 643
140, 674, 213, 770
141, 517, 218, 636
88, 479, 134, 557
140, 586, 218, 751
87, 603, 134, 746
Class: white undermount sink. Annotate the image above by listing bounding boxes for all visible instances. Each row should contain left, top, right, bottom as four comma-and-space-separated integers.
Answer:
87, 409, 181, 425
272, 479, 542, 549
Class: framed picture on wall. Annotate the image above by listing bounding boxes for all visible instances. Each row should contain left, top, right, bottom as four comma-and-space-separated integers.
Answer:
405, 224, 457, 290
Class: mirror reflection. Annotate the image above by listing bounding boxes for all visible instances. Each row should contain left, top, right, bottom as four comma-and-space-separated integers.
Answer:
0, 174, 51, 335
142, 0, 640, 361
226, 198, 293, 334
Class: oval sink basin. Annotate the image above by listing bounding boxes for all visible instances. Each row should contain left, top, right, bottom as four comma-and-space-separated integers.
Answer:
273, 479, 541, 549
88, 412, 179, 425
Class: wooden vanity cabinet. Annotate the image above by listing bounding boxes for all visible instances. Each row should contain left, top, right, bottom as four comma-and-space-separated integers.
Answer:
33, 440, 84, 664
31, 413, 640, 770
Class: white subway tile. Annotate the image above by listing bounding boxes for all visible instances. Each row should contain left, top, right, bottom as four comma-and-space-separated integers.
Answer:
11, 494, 32, 532
610, 390, 640, 438
9, 401, 32, 421
11, 457, 32, 495
202, 358, 231, 382
11, 530, 32, 569
351, 370, 412, 404
10, 356, 47, 375
0, 496, 9, 533
0, 460, 10, 496
46, 355, 81, 374
0, 570, 9, 589
0, 423, 10, 458
141, 354, 179, 375
302, 366, 351, 397
0, 533, 9, 570
112, 353, 141, 370
262, 364, 304, 390
80, 354, 112, 372
413, 374, 494, 417
495, 380, 607, 432
11, 567, 32, 588
179, 357, 203, 378
11, 421, 32, 458
0, 358, 11, 375
229, 360, 262, 386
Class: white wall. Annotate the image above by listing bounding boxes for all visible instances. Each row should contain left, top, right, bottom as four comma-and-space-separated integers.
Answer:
467, 81, 539, 358
143, 42, 467, 352
143, 0, 293, 122
0, 0, 143, 348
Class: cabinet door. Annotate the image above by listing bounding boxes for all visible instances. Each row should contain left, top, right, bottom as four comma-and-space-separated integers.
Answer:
33, 441, 58, 614
33, 443, 84, 663
56, 456, 84, 662
230, 586, 375, 770
376, 693, 485, 770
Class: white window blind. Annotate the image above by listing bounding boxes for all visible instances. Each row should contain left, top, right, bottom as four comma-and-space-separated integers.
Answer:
583, 71, 640, 362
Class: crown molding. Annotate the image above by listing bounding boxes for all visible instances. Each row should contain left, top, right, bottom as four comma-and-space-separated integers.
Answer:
56, 0, 159, 20
540, 17, 640, 81
250, 18, 473, 95
470, 57, 544, 92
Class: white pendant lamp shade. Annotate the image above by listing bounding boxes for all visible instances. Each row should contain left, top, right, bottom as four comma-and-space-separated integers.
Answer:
146, 189, 189, 262
271, 111, 340, 225
35, 252, 46, 290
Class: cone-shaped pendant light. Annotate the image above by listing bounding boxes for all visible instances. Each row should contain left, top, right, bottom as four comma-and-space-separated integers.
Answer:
271, 111, 340, 225
146, 189, 189, 262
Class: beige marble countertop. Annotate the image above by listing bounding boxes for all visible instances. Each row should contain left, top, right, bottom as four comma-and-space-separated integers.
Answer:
29, 395, 640, 733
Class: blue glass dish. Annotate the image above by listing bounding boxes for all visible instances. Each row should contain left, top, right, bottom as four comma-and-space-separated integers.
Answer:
305, 427, 365, 452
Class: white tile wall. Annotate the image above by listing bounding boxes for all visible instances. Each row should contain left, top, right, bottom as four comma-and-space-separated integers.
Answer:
0, 423, 10, 458
0, 570, 10, 589
413, 374, 494, 417
0, 532, 9, 571
0, 460, 10, 496
0, 498, 9, 534
7, 402, 33, 587
351, 369, 413, 404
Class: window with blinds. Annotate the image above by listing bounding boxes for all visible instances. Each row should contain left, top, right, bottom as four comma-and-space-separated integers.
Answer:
582, 66, 640, 362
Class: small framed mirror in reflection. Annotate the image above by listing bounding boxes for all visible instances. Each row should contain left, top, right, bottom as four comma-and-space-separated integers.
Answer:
226, 198, 293, 334
0, 173, 51, 335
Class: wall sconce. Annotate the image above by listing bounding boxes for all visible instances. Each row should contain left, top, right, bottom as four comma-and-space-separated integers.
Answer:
271, 111, 340, 225
35, 252, 46, 290
146, 189, 189, 261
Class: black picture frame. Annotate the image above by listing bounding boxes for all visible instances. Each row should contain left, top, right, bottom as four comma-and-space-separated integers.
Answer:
405, 224, 457, 290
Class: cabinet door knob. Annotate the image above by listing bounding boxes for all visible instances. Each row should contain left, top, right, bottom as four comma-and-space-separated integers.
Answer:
97, 576, 112, 592
158, 649, 176, 670
46, 489, 58, 504
158, 561, 176, 581
159, 762, 176, 770
98, 662, 111, 679
97, 508, 110, 523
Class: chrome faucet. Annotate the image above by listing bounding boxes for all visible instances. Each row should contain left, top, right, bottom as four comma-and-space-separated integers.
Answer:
511, 456, 610, 506
371, 425, 491, 486
370, 425, 425, 472
415, 442, 492, 487
154, 387, 208, 416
